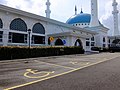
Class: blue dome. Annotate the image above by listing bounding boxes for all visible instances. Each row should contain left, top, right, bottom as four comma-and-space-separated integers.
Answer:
66, 13, 91, 24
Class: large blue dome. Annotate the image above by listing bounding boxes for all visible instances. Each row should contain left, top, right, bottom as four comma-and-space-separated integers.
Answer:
66, 13, 91, 24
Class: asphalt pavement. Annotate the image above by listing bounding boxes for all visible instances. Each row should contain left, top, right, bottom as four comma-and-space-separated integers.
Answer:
1, 53, 120, 90
14, 55, 120, 90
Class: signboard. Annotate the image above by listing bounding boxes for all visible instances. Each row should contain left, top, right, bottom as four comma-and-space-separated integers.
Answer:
62, 40, 66, 44
49, 37, 54, 42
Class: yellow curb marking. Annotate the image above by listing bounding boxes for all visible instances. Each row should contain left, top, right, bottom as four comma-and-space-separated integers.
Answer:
24, 69, 55, 79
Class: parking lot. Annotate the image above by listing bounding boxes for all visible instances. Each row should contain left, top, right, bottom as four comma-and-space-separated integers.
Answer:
0, 53, 120, 90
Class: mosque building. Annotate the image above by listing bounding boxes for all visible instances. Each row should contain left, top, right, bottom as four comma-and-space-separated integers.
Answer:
0, 0, 119, 51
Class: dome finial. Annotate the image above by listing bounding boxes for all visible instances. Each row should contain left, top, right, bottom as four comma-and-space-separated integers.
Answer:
80, 8, 83, 13
75, 5, 77, 15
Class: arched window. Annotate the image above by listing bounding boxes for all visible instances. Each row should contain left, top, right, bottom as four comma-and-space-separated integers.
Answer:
32, 23, 45, 34
0, 18, 3, 28
10, 18, 27, 32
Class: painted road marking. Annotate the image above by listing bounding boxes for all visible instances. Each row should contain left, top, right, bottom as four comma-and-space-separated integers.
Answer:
24, 69, 55, 79
4, 55, 120, 90
4, 57, 115, 90
70, 61, 90, 65
34, 60, 75, 70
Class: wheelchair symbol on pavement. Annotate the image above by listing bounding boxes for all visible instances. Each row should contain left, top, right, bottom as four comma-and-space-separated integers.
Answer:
24, 69, 55, 79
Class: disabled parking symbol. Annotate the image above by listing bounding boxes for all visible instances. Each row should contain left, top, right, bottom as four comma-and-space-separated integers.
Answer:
24, 69, 55, 79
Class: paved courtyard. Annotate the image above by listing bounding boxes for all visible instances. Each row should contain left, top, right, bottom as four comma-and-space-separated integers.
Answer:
0, 53, 120, 90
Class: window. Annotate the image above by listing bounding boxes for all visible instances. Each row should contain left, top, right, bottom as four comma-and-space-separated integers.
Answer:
32, 23, 45, 34
0, 31, 3, 42
86, 38, 89, 40
8, 32, 27, 43
0, 19, 3, 28
103, 44, 106, 47
24, 34, 27, 43
10, 18, 27, 32
8, 32, 12, 43
91, 42, 95, 46
86, 41, 90, 46
109, 39, 110, 43
91, 37, 94, 41
103, 37, 105, 42
32, 35, 45, 44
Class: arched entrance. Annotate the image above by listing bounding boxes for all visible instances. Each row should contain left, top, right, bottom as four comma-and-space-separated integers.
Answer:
74, 39, 83, 48
112, 39, 120, 47
112, 39, 120, 44
55, 39, 64, 45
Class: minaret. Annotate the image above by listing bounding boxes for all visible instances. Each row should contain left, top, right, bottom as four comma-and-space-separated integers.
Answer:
112, 0, 119, 36
75, 6, 77, 15
90, 0, 99, 27
45, 0, 51, 18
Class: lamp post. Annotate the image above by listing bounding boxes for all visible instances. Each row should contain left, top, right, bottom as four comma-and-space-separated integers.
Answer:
24, 29, 31, 63
28, 29, 31, 48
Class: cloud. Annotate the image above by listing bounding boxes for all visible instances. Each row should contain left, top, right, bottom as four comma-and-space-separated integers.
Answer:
4, 0, 46, 16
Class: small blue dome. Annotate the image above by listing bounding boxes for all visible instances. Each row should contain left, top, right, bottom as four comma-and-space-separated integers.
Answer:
66, 13, 91, 24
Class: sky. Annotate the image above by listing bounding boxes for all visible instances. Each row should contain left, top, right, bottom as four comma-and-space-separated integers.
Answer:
0, 0, 120, 35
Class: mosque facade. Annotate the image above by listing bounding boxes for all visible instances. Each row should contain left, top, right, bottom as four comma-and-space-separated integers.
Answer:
0, 0, 119, 51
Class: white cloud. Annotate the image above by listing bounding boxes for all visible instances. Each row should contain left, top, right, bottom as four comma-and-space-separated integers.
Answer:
5, 0, 46, 16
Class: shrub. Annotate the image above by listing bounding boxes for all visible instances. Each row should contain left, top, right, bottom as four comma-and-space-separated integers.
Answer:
0, 46, 84, 60
91, 47, 109, 52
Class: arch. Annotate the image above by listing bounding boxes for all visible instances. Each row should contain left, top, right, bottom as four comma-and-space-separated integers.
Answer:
74, 39, 83, 48
32, 23, 45, 34
112, 39, 120, 44
0, 18, 3, 28
10, 18, 27, 32
55, 38, 64, 45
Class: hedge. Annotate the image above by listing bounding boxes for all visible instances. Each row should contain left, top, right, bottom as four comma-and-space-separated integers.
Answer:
109, 46, 120, 52
91, 47, 109, 52
0, 46, 84, 60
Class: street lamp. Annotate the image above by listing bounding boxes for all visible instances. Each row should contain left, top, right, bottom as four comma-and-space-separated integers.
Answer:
24, 29, 31, 63
28, 29, 31, 48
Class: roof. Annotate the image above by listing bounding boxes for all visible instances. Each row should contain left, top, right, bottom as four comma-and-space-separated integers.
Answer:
0, 4, 96, 35
66, 13, 91, 24
47, 31, 97, 38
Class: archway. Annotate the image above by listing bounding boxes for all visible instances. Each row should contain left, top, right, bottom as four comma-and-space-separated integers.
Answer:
112, 39, 120, 44
55, 39, 64, 45
74, 39, 83, 48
